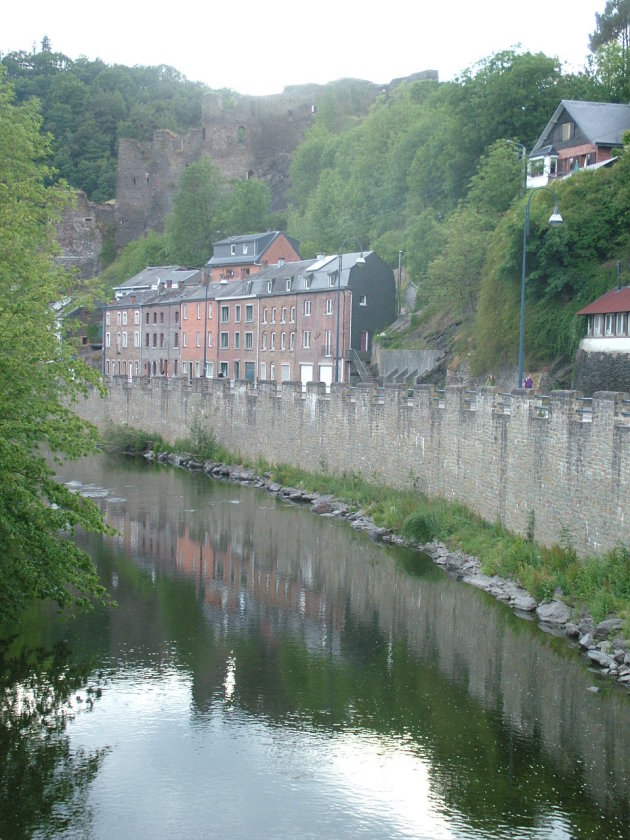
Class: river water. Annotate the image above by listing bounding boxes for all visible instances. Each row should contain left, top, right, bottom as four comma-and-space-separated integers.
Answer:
2, 454, 630, 839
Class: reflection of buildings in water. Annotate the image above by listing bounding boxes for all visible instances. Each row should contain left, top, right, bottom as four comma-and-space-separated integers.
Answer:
176, 522, 344, 657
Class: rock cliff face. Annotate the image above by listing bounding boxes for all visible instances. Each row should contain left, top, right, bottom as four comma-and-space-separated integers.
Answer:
114, 73, 438, 250
56, 191, 115, 279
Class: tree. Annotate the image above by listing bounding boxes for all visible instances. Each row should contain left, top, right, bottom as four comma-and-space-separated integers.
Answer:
590, 0, 630, 99
0, 73, 107, 627
165, 155, 227, 265
225, 178, 272, 234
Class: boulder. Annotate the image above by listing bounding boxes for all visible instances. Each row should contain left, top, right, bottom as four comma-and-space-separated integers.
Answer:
536, 600, 570, 626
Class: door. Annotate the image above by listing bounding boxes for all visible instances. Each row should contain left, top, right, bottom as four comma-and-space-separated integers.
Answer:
360, 330, 369, 353
300, 364, 314, 391
318, 364, 333, 392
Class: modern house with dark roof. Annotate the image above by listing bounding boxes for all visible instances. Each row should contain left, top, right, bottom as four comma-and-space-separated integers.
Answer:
575, 284, 630, 393
526, 100, 630, 189
206, 232, 301, 283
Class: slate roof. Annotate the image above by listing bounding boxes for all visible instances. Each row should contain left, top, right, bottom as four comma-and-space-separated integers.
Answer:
207, 231, 301, 267
577, 286, 630, 316
113, 266, 202, 294
530, 100, 630, 156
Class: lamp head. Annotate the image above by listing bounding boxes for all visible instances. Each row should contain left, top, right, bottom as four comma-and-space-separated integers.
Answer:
548, 207, 563, 227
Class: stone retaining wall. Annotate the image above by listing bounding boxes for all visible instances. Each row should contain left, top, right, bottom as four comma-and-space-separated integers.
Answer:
78, 378, 630, 557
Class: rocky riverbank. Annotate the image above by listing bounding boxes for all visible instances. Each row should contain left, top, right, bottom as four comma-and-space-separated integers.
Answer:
146, 448, 630, 693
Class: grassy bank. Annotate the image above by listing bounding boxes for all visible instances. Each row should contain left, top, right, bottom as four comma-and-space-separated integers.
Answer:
103, 425, 630, 636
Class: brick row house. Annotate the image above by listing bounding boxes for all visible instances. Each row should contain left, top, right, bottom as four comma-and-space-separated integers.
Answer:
103, 238, 396, 385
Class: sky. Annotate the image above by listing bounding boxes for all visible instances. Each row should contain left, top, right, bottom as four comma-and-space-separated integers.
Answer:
2, 0, 605, 96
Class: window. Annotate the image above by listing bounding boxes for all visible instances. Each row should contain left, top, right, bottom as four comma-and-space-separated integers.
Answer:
134, 310, 140, 325
221, 305, 230, 323
153, 333, 157, 347
234, 332, 241, 350
183, 332, 187, 347
122, 332, 128, 348
593, 315, 603, 337
116, 311, 122, 326
145, 332, 149, 347
195, 361, 201, 377
324, 329, 332, 356
208, 302, 213, 318
183, 304, 188, 320
270, 332, 276, 350
616, 313, 626, 336
175, 310, 179, 324
245, 332, 253, 350
134, 331, 140, 348
359, 295, 367, 306
304, 300, 311, 316
153, 312, 157, 324
243, 243, 248, 255
208, 333, 212, 347
174, 332, 179, 348
105, 331, 111, 348
267, 281, 272, 293
270, 363, 275, 380
260, 362, 267, 379
263, 307, 268, 324
605, 314, 614, 336
290, 332, 295, 350
122, 311, 128, 325
220, 332, 229, 349
245, 304, 253, 323
306, 275, 312, 289
197, 304, 201, 320
326, 298, 333, 315
146, 312, 150, 324
196, 331, 201, 347
235, 305, 241, 323
220, 362, 229, 377
106, 360, 110, 374
281, 332, 286, 350
106, 312, 111, 326
281, 307, 286, 323
290, 306, 295, 323
231, 244, 236, 255
262, 332, 267, 350
160, 333, 165, 347
159, 311, 163, 324
303, 330, 311, 348
561, 121, 573, 141
272, 307, 276, 323
286, 278, 292, 291
328, 274, 336, 288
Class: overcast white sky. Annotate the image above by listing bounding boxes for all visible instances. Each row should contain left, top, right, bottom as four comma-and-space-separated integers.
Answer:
2, 0, 605, 96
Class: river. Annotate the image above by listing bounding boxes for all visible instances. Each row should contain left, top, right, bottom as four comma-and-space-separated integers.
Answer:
1, 453, 629, 839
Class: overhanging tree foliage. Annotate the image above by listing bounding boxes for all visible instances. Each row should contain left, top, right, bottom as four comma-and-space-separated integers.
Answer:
0, 72, 108, 626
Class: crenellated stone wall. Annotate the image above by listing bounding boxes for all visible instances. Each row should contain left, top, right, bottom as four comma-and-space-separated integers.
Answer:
77, 378, 630, 557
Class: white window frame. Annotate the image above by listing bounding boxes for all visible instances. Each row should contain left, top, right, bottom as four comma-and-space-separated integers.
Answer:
134, 310, 140, 325
183, 304, 188, 320
235, 304, 241, 323
122, 331, 128, 348
221, 305, 230, 323
304, 300, 311, 316
106, 312, 111, 326
134, 330, 140, 348
122, 311, 128, 325
220, 332, 229, 349
245, 331, 253, 350
326, 298, 333, 315
245, 304, 253, 323
359, 295, 367, 306
105, 331, 111, 348
196, 331, 201, 347
303, 330, 311, 349
605, 313, 614, 336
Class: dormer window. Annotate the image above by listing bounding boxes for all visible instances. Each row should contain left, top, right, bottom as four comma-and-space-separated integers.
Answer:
267, 281, 272, 293
286, 278, 292, 291
328, 273, 336, 288
243, 244, 248, 255
306, 275, 312, 289
231, 244, 236, 255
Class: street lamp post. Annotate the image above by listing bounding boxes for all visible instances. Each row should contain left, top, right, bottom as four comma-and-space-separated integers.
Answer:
335, 240, 365, 383
518, 187, 563, 388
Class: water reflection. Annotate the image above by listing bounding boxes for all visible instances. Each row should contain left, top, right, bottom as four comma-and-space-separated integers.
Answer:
12, 454, 630, 838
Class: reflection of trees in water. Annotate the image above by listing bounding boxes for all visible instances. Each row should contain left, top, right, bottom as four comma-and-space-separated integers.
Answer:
0, 638, 108, 839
